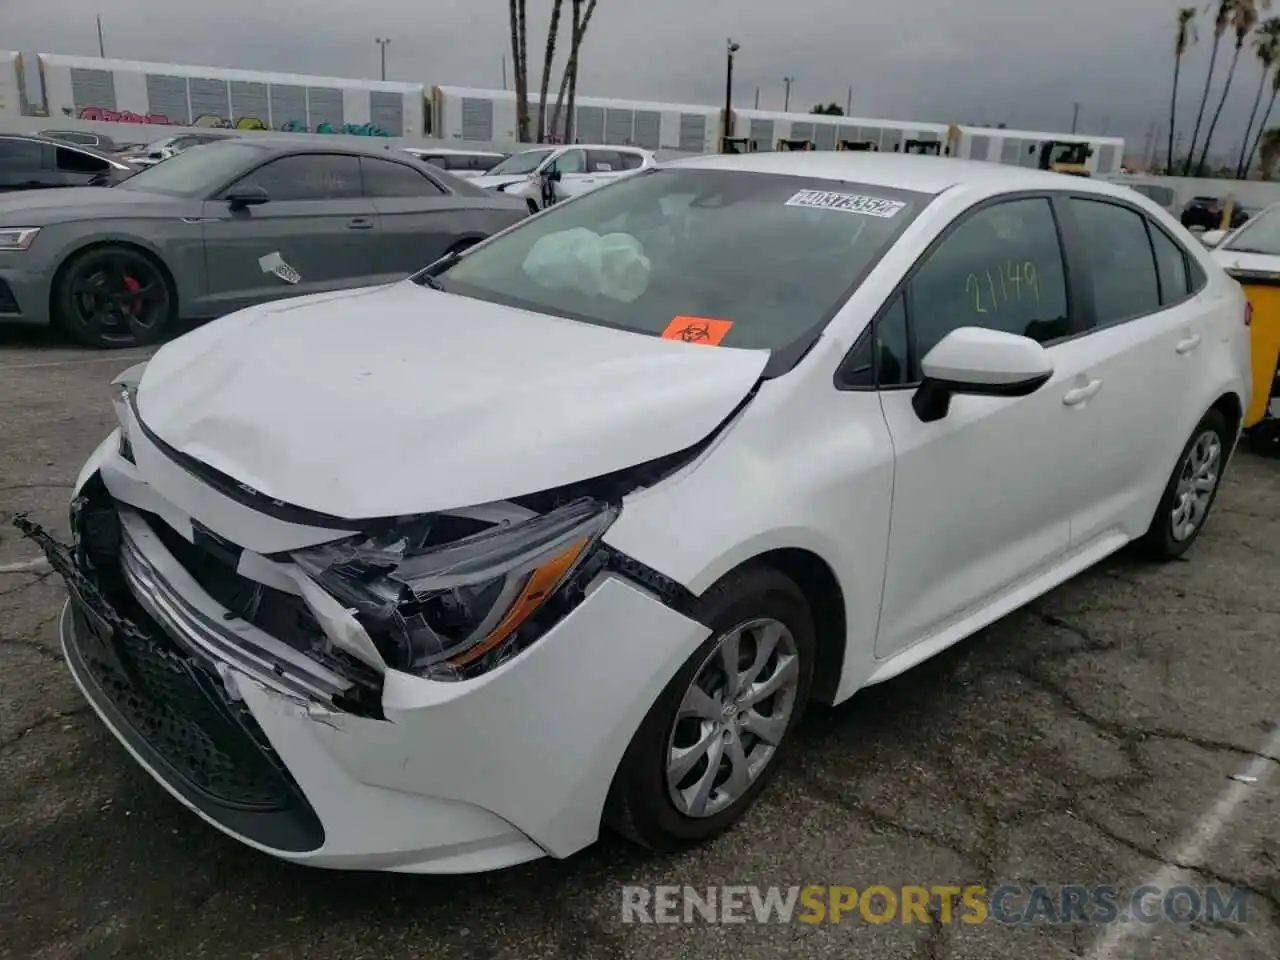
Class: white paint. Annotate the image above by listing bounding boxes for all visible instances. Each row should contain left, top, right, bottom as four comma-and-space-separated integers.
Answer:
1086, 725, 1280, 960
0, 353, 153, 371
257, 251, 301, 284
0, 557, 51, 574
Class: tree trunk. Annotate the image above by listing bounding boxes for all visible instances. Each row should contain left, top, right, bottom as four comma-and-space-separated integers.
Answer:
1185, 34, 1223, 174
515, 0, 530, 142
557, 0, 596, 144
536, 0, 564, 142
1248, 86, 1280, 175
1167, 53, 1182, 173
1196, 41, 1244, 176
1237, 69, 1270, 177
550, 62, 572, 141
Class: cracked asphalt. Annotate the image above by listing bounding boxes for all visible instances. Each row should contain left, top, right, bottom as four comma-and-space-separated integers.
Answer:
2, 328, 1280, 959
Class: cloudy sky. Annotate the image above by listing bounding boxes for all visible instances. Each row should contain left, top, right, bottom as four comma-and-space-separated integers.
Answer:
4, 0, 1274, 159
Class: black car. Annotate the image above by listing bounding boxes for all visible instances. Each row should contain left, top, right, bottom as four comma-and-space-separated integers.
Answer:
0, 134, 140, 192
39, 129, 123, 152
1181, 195, 1251, 231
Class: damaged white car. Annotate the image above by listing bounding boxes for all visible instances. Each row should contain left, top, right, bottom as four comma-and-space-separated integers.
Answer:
18, 152, 1250, 873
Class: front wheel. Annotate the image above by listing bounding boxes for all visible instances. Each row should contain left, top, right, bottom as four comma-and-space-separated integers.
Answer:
605, 564, 815, 852
53, 245, 176, 349
1138, 408, 1230, 559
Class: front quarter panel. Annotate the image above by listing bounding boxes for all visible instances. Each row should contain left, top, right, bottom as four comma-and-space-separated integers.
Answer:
602, 372, 896, 704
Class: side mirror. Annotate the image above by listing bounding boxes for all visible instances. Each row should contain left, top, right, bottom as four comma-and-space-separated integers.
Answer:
225, 183, 269, 209
1199, 229, 1227, 248
912, 327, 1053, 423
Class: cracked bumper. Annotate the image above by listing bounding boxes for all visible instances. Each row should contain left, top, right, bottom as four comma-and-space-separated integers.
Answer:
34, 499, 709, 873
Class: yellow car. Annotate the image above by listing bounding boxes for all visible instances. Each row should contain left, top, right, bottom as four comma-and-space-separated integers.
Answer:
1205, 212, 1280, 442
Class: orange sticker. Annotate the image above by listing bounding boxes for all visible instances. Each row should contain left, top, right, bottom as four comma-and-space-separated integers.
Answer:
662, 316, 734, 346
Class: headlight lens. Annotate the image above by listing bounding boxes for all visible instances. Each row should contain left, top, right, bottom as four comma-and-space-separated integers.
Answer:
0, 227, 41, 251
291, 498, 617, 679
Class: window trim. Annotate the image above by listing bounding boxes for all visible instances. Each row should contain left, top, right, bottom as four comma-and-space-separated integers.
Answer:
358, 154, 447, 197
835, 189, 1081, 392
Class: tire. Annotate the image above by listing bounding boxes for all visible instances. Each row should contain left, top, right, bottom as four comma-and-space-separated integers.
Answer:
1137, 408, 1230, 560
53, 244, 176, 349
446, 237, 482, 256
605, 564, 816, 852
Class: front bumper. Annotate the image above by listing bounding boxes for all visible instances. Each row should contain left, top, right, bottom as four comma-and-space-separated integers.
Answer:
25, 497, 709, 873
0, 255, 52, 325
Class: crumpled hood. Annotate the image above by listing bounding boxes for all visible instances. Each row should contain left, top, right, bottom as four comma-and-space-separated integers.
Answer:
470, 174, 530, 191
136, 282, 769, 520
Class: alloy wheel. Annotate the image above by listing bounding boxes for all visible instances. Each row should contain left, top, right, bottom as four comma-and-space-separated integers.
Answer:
665, 617, 800, 818
1170, 429, 1222, 542
67, 250, 169, 347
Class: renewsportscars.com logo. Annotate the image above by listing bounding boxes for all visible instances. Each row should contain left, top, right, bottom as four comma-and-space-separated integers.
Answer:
620, 884, 1250, 925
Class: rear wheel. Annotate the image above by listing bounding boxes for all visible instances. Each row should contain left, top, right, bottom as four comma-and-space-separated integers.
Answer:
53, 245, 175, 349
605, 564, 815, 851
1138, 408, 1229, 559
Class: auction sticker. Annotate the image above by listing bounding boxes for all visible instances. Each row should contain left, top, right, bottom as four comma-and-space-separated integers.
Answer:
785, 189, 905, 218
662, 316, 734, 345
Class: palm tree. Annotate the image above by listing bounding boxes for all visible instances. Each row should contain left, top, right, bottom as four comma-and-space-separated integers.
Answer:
507, 0, 530, 142
1247, 46, 1280, 170
1185, 0, 1236, 175
1168, 8, 1200, 172
550, 0, 597, 143
1258, 125, 1280, 176
536, 0, 564, 142
1196, 0, 1269, 176
1240, 16, 1280, 174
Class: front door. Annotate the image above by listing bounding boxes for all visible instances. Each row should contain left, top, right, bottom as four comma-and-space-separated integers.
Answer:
198, 153, 379, 317
873, 195, 1098, 659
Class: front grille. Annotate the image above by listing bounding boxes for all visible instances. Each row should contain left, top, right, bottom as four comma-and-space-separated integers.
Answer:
69, 604, 292, 809
0, 278, 19, 315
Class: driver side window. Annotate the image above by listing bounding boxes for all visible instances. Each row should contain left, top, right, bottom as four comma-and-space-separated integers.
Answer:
548, 149, 586, 175
225, 154, 362, 202
907, 197, 1071, 372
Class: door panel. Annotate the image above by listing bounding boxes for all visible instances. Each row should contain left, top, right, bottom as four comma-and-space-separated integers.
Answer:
360, 156, 459, 280
873, 195, 1097, 659
1063, 200, 1213, 546
197, 153, 379, 316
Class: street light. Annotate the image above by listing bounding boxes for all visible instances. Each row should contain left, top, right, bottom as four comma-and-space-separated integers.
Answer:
783, 76, 794, 113
724, 38, 740, 143
375, 37, 391, 81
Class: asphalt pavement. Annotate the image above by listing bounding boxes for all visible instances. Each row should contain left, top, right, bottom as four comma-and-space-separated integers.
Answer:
2, 326, 1279, 960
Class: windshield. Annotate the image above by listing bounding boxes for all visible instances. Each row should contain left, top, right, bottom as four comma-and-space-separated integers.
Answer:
485, 148, 555, 176
425, 167, 930, 363
115, 141, 268, 196
1222, 204, 1280, 254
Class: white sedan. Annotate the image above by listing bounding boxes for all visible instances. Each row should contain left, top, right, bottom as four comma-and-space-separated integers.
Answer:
18, 151, 1252, 874
471, 143, 655, 207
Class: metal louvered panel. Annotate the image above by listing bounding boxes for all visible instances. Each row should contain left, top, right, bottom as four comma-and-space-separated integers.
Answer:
677, 113, 706, 152
576, 105, 605, 143
789, 121, 815, 141
968, 135, 992, 161
269, 85, 306, 130
999, 138, 1022, 164
604, 108, 634, 144
633, 110, 660, 149
369, 91, 404, 136
837, 124, 857, 142
750, 118, 774, 150
229, 81, 269, 129
145, 74, 189, 124
880, 129, 902, 151
814, 123, 836, 150
1020, 140, 1040, 167
188, 77, 230, 124
460, 97, 493, 140
307, 87, 343, 130
70, 68, 116, 111
1096, 144, 1116, 173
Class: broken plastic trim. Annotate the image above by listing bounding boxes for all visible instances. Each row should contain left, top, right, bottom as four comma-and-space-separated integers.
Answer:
290, 498, 619, 680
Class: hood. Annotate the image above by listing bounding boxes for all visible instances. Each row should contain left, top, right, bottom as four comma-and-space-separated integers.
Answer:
136, 281, 769, 520
1210, 248, 1280, 274
470, 174, 531, 191
0, 185, 184, 224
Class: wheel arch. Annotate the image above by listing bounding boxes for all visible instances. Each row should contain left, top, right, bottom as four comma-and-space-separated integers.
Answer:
49, 237, 180, 326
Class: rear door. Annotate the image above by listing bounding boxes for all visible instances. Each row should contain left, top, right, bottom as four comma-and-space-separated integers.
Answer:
0, 138, 54, 191
50, 144, 115, 187
199, 153, 379, 315
359, 155, 465, 281
1056, 195, 1218, 548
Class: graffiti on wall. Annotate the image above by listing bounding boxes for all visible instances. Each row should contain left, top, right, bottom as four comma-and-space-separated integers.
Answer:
74, 106, 391, 136
75, 106, 173, 124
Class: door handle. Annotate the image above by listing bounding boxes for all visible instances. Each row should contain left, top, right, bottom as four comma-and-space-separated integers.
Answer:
1062, 379, 1102, 406
347, 217, 374, 230
1175, 333, 1202, 354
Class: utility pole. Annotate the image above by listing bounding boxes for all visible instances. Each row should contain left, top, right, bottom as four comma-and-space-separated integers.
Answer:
1070, 101, 1080, 134
783, 76, 794, 113
502, 55, 507, 91
846, 86, 852, 116
96, 15, 105, 57
754, 87, 759, 109
723, 39, 739, 144
375, 38, 391, 81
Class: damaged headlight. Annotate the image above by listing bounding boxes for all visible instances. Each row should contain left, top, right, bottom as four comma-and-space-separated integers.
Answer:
291, 498, 617, 680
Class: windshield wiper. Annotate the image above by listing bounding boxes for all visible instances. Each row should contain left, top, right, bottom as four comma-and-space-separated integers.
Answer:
412, 247, 465, 290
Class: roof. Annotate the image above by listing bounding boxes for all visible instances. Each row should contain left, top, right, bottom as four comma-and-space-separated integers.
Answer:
661, 151, 1140, 197
404, 146, 506, 156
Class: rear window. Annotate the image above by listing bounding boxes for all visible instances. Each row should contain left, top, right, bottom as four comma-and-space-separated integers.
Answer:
428, 167, 930, 365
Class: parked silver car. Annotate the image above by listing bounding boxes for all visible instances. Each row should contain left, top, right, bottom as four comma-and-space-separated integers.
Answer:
0, 137, 533, 347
